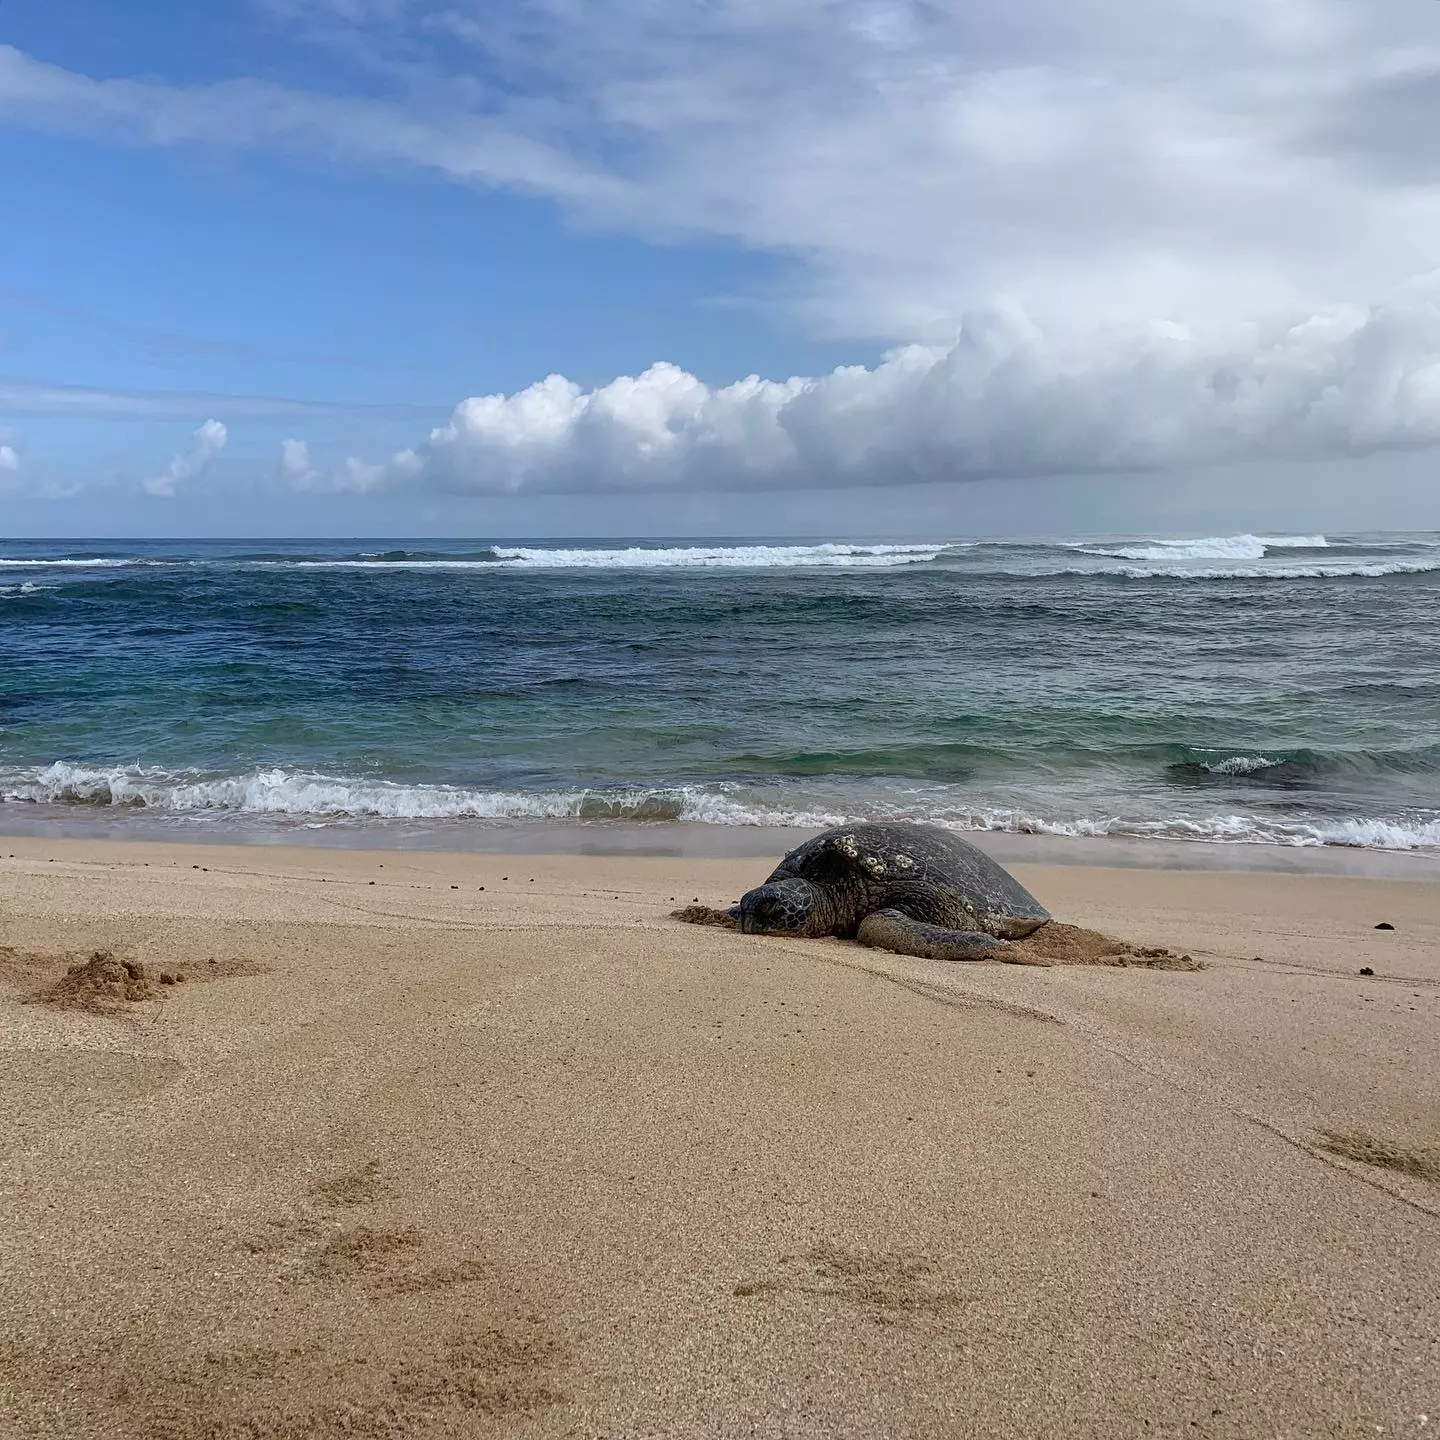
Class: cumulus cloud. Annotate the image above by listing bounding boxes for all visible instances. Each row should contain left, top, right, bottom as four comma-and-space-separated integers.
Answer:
143, 419, 228, 498
278, 437, 319, 487
0, 443, 17, 472
277, 438, 396, 493
315, 282, 1440, 495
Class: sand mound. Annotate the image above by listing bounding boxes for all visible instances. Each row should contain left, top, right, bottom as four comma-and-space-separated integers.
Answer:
1003, 923, 1203, 970
1317, 1129, 1440, 1183
670, 909, 1202, 970
32, 951, 156, 1012
671, 904, 739, 928
18, 950, 272, 1010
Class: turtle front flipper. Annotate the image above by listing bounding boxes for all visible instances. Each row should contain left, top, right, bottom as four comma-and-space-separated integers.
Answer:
857, 909, 1011, 962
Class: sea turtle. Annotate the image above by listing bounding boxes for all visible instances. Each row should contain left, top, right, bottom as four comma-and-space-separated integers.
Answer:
704, 823, 1051, 961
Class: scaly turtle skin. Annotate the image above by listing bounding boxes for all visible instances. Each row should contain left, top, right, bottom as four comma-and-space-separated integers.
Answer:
727, 823, 1050, 962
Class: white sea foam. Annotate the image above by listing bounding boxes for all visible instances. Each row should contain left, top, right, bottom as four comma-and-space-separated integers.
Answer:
491, 542, 949, 568
15, 535, 1430, 578
1075, 533, 1330, 562
1301, 816, 1440, 849
0, 557, 142, 568
4, 763, 1438, 850
1112, 558, 1440, 580
283, 542, 952, 570
0, 763, 609, 819
921, 807, 1440, 850
1191, 755, 1287, 775
276, 547, 1440, 579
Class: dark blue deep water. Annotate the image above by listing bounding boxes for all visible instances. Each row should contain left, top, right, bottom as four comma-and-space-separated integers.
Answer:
2, 533, 1438, 850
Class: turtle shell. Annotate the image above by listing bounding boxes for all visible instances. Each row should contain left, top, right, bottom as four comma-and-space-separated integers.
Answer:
769, 823, 1050, 939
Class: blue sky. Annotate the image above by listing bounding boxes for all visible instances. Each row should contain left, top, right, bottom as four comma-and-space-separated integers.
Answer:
2, 0, 1439, 535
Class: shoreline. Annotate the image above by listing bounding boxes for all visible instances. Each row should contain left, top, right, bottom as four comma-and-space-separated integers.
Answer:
1, 808, 1438, 879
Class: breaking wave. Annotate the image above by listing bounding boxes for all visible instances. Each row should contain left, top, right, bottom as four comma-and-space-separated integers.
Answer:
492, 542, 953, 568
0, 557, 147, 569
1166, 745, 1440, 784
4, 763, 1437, 851
11, 533, 1439, 578
976, 810, 1440, 850
358, 548, 506, 563
1075, 534, 1330, 562
281, 542, 953, 570
1180, 754, 1290, 777
1110, 558, 1440, 580
226, 533, 1439, 577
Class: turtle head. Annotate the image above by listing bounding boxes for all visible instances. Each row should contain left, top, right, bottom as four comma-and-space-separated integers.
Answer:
739, 877, 819, 936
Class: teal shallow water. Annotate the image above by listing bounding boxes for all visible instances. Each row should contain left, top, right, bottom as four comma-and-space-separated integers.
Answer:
2, 533, 1438, 851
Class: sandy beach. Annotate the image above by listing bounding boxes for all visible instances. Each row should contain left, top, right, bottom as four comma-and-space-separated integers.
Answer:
2, 835, 1437, 1439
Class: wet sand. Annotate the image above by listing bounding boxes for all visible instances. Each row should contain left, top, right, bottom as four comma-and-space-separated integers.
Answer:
2, 837, 1438, 1438
3, 809, 1439, 879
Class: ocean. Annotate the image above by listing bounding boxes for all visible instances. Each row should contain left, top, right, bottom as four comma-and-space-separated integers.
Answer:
2, 532, 1438, 853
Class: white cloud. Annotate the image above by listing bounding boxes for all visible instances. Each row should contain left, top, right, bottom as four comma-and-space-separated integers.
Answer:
0, 42, 623, 207
0, 375, 443, 421
330, 281, 1440, 494
278, 437, 319, 487
278, 438, 395, 492
144, 419, 228, 498
6, 2, 1440, 508
5, 5, 1440, 341
0, 444, 17, 472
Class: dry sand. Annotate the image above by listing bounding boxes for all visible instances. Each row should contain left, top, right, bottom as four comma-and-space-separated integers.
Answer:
1, 836, 1437, 1439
